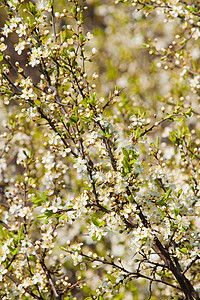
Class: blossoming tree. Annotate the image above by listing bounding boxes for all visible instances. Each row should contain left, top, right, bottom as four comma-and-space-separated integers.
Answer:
0, 0, 200, 299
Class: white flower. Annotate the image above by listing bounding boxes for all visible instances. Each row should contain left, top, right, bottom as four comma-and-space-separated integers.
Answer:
29, 47, 42, 67
0, 43, 7, 52
9, 17, 21, 30
191, 28, 200, 41
59, 146, 71, 157
169, 5, 183, 18
92, 72, 99, 80
130, 115, 145, 127
18, 206, 31, 218
190, 75, 200, 92
0, 239, 13, 263
42, 152, 55, 170
42, 170, 61, 190
86, 32, 93, 40
0, 265, 8, 281
16, 148, 30, 165
174, 215, 190, 229
48, 196, 63, 213
36, 0, 51, 12
92, 48, 97, 54
74, 157, 87, 173
87, 222, 107, 241
48, 132, 60, 146
16, 24, 27, 37
71, 252, 83, 266
26, 107, 39, 119
1, 24, 11, 37
15, 40, 26, 55
21, 87, 37, 100
55, 12, 60, 18
32, 272, 45, 284
69, 51, 75, 58
67, 38, 73, 45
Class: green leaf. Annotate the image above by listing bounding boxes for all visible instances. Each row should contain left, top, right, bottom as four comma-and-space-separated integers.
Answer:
92, 235, 98, 241
164, 188, 172, 200
157, 199, 165, 207
156, 137, 159, 149
32, 190, 48, 206
124, 167, 131, 174
84, 257, 92, 262
17, 225, 24, 241
87, 93, 97, 105
8, 245, 18, 255
71, 5, 76, 15
107, 273, 115, 284
69, 115, 78, 124
177, 189, 182, 198
165, 114, 174, 120
134, 127, 141, 138
128, 195, 134, 203
73, 105, 78, 115
105, 133, 112, 139
91, 216, 100, 227
178, 247, 187, 254
80, 116, 92, 123
29, 255, 37, 263
60, 246, 68, 252
99, 220, 105, 227
79, 33, 84, 44
36, 213, 46, 219
174, 208, 179, 217
122, 147, 129, 157
79, 12, 83, 23
122, 157, 129, 167
35, 190, 46, 200
12, 247, 18, 256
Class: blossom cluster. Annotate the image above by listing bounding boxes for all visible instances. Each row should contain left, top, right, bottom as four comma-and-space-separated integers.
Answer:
0, 0, 200, 299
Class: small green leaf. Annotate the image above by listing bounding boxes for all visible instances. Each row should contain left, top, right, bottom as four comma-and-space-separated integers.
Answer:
12, 247, 18, 256
177, 189, 182, 198
164, 188, 172, 200
178, 247, 187, 254
122, 147, 129, 157
71, 5, 76, 15
73, 105, 78, 115
107, 273, 115, 284
99, 220, 105, 227
69, 115, 78, 124
174, 208, 179, 217
79, 12, 83, 23
156, 137, 159, 149
134, 127, 141, 138
36, 213, 46, 219
92, 235, 98, 241
79, 33, 84, 44
157, 199, 165, 207
91, 216, 100, 227
18, 225, 24, 241
129, 195, 134, 203
60, 246, 68, 252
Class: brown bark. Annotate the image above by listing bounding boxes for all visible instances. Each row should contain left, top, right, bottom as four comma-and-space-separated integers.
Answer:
152, 239, 200, 300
